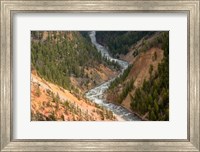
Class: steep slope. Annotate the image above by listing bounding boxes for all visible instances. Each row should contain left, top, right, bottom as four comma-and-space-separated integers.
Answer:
31, 31, 120, 94
31, 31, 169, 121
96, 31, 155, 57
31, 31, 120, 121
104, 32, 169, 121
31, 71, 117, 121
107, 47, 163, 105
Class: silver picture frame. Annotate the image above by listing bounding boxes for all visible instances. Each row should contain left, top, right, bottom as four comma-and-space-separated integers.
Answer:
1, 0, 199, 151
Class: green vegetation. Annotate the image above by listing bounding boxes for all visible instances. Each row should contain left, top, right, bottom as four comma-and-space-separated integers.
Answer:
130, 32, 169, 120
105, 31, 169, 121
108, 65, 135, 104
79, 31, 91, 41
136, 32, 167, 53
109, 65, 133, 90
31, 88, 116, 121
96, 31, 155, 57
117, 78, 134, 104
35, 85, 41, 97
31, 31, 120, 91
31, 31, 169, 121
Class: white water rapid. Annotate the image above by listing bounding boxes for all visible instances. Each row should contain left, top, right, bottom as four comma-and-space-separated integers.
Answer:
85, 31, 141, 121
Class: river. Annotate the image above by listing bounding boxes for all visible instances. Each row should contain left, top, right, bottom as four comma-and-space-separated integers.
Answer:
85, 31, 141, 121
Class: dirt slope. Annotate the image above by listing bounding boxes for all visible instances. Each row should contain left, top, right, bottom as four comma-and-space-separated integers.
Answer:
122, 47, 164, 110
106, 47, 164, 111
31, 72, 117, 121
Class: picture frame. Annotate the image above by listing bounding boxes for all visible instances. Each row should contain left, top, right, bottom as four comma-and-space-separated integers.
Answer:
0, 0, 199, 151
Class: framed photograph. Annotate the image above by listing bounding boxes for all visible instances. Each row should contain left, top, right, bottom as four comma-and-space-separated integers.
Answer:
0, 0, 199, 151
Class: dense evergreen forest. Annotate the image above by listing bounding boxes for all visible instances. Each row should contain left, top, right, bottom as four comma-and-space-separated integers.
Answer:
130, 32, 169, 120
31, 31, 169, 121
105, 32, 169, 121
96, 31, 155, 57
31, 31, 119, 92
109, 65, 134, 104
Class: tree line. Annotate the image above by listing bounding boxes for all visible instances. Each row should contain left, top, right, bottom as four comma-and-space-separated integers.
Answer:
130, 32, 169, 120
105, 31, 169, 121
96, 31, 155, 57
31, 31, 120, 92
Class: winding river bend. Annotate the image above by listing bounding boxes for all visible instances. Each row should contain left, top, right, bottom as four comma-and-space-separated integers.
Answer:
85, 31, 141, 121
